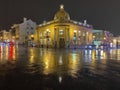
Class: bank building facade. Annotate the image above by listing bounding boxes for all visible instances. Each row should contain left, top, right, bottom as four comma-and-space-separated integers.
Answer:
34, 5, 93, 48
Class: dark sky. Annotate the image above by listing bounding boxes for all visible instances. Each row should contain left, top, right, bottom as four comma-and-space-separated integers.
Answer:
0, 0, 120, 36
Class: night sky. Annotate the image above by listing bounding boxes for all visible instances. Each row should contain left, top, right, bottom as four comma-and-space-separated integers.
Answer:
0, 0, 120, 36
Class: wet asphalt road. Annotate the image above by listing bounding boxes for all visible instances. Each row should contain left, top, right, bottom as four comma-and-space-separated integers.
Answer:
0, 45, 120, 90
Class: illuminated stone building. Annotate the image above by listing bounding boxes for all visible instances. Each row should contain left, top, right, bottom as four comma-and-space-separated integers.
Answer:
35, 5, 93, 48
0, 30, 10, 42
10, 24, 19, 44
10, 18, 37, 45
112, 36, 120, 48
19, 18, 36, 45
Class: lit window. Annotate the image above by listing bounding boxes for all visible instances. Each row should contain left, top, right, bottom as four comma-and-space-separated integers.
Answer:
86, 32, 88, 35
78, 31, 81, 36
83, 32, 85, 36
73, 30, 77, 42
40, 34, 42, 39
59, 30, 64, 35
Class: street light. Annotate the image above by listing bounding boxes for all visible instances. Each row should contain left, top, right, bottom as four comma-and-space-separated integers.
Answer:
104, 37, 106, 40
93, 35, 95, 39
92, 35, 95, 45
30, 34, 34, 46
31, 35, 34, 40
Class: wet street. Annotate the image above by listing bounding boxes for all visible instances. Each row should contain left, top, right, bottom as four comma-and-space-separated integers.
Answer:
0, 45, 120, 90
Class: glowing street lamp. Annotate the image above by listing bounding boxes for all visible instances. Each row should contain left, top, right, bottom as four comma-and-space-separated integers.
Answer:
104, 37, 106, 40
31, 35, 34, 40
93, 35, 95, 39
74, 30, 77, 33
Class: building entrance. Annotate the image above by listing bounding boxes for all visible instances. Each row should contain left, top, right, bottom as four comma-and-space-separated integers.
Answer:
59, 38, 65, 48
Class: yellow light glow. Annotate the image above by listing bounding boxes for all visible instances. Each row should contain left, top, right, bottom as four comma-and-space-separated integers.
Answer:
60, 4, 64, 9
5, 46, 9, 60
92, 50, 95, 60
93, 35, 95, 39
67, 54, 79, 77
86, 32, 88, 34
46, 29, 49, 31
74, 30, 77, 33
43, 52, 55, 75
104, 37, 106, 40
113, 39, 117, 42
59, 76, 62, 83
59, 56, 63, 65
117, 49, 120, 60
31, 35, 34, 38
12, 36, 15, 39
103, 52, 107, 59
29, 48, 35, 63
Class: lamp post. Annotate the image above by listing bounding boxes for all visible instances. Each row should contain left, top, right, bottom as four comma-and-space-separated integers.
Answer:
93, 35, 95, 40
104, 37, 106, 44
103, 37, 107, 48
31, 34, 34, 40
31, 34, 34, 46
92, 35, 95, 44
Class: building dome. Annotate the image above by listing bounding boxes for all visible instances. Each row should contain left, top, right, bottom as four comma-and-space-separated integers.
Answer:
54, 5, 70, 21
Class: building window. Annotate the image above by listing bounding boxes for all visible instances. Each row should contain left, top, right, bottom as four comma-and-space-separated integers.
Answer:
27, 31, 29, 34
25, 36, 28, 39
31, 27, 33, 30
73, 30, 77, 44
40, 34, 42, 39
78, 31, 81, 40
83, 32, 85, 36
59, 30, 64, 35
44, 32, 46, 38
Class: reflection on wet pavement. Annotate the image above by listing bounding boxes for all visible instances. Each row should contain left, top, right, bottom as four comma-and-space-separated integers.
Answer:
0, 45, 120, 89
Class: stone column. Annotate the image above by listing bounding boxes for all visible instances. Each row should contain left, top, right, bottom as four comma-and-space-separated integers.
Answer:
64, 27, 68, 48
68, 28, 70, 47
54, 28, 56, 41
81, 31, 83, 44
54, 28, 57, 48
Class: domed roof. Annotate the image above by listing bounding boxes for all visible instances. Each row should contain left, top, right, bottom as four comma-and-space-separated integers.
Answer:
54, 5, 70, 21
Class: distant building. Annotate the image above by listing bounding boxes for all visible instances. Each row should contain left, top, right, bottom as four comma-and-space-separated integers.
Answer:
34, 5, 93, 48
10, 24, 20, 44
0, 30, 10, 42
19, 18, 37, 44
112, 36, 120, 48
92, 30, 104, 46
92, 29, 113, 47
10, 18, 37, 45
